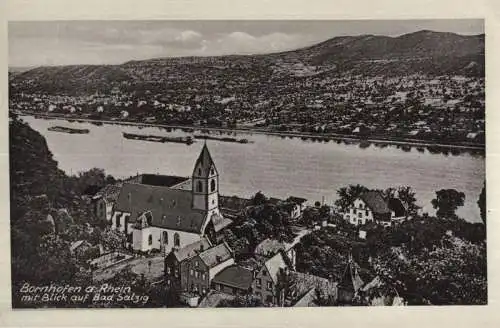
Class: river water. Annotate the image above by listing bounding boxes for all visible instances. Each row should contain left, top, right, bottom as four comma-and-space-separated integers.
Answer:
21, 116, 485, 223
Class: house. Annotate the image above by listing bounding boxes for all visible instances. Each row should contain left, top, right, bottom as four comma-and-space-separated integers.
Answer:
212, 265, 254, 296
343, 191, 407, 227
164, 237, 212, 289
165, 240, 234, 295
110, 144, 231, 255
251, 251, 290, 305
285, 196, 308, 220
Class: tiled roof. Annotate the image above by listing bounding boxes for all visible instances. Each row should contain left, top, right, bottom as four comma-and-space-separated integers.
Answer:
114, 183, 207, 233
198, 242, 233, 268
212, 265, 254, 290
173, 238, 212, 262
289, 271, 337, 302
359, 191, 390, 214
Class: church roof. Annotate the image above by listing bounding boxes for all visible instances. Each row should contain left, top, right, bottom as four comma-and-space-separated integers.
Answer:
114, 182, 208, 234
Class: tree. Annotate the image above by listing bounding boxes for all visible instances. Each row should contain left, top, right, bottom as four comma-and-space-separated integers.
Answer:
251, 191, 267, 206
335, 184, 369, 212
478, 183, 486, 225
76, 168, 106, 195
431, 189, 465, 218
397, 186, 419, 216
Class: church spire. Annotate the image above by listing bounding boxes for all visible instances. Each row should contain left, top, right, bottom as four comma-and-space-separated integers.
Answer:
192, 143, 219, 211
193, 142, 217, 175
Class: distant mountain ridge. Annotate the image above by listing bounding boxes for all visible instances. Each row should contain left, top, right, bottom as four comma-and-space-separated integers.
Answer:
10, 30, 485, 94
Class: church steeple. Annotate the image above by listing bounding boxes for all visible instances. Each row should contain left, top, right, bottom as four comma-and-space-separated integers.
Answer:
192, 143, 219, 211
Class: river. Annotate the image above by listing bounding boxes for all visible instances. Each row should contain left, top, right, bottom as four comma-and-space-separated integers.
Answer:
21, 116, 485, 223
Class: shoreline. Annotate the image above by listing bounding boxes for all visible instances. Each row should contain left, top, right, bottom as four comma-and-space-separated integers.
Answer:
18, 111, 485, 152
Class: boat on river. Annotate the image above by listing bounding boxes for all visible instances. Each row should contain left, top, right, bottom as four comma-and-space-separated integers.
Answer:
193, 134, 251, 144
123, 132, 194, 145
48, 126, 90, 134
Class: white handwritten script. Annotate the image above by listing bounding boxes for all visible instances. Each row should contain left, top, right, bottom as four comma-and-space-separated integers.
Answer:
19, 282, 149, 306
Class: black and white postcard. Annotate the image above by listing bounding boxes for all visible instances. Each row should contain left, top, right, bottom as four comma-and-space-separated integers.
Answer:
3, 0, 498, 326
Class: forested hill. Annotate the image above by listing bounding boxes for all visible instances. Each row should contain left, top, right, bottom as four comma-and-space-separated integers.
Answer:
9, 113, 69, 220
9, 113, 115, 301
9, 30, 484, 95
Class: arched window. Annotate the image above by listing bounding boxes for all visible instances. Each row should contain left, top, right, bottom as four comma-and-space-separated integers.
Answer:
162, 231, 168, 244
174, 233, 180, 247
198, 168, 202, 176
148, 234, 153, 245
210, 167, 215, 175
197, 181, 203, 192
210, 179, 216, 192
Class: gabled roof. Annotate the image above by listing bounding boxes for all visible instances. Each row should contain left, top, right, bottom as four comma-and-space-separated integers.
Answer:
359, 191, 390, 214
173, 238, 212, 262
114, 183, 207, 233
212, 265, 254, 290
289, 271, 337, 304
198, 242, 233, 268
264, 251, 289, 284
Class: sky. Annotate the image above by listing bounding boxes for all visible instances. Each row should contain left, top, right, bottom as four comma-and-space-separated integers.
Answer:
8, 19, 484, 67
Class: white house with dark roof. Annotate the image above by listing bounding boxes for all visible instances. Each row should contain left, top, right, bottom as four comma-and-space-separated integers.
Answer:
343, 191, 407, 227
110, 144, 231, 254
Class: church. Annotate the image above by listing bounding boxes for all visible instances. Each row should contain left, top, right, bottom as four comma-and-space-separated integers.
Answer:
108, 143, 232, 255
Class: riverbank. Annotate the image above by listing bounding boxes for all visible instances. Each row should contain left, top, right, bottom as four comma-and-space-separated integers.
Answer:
18, 111, 485, 152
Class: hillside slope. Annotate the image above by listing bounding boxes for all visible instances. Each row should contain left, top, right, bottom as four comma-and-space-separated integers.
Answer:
9, 30, 484, 95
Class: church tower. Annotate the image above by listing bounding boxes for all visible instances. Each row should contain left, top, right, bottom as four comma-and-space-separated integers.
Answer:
192, 143, 219, 212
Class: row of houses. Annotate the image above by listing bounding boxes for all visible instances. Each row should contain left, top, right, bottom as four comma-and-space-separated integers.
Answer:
164, 234, 405, 307
163, 234, 335, 306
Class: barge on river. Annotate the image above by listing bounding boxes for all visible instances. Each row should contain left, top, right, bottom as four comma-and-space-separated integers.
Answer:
123, 132, 194, 145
